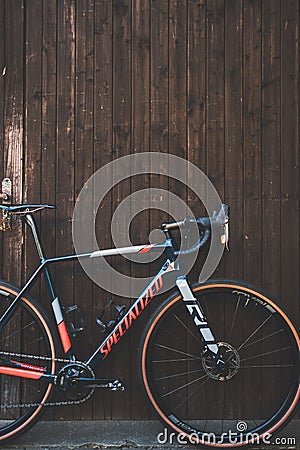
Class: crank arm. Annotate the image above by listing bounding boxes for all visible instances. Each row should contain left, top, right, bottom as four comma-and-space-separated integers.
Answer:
73, 378, 125, 391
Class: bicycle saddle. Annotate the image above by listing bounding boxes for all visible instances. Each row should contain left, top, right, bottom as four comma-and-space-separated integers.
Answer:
0, 204, 56, 214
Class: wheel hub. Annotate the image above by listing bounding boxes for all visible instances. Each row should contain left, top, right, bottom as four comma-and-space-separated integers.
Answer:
202, 342, 240, 381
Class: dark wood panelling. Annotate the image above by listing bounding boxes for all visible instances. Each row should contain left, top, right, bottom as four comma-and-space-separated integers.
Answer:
0, 0, 299, 420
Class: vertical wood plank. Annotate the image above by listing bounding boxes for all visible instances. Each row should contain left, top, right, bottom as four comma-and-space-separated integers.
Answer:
206, 0, 225, 196
55, 0, 76, 420
280, 0, 299, 321
224, 0, 244, 279
262, 0, 281, 297
261, 0, 282, 417
73, 0, 95, 420
206, 0, 225, 278
22, 0, 44, 417
187, 0, 207, 284
41, 0, 57, 262
3, 0, 24, 285
187, 0, 206, 178
168, 0, 187, 213
0, 0, 4, 275
40, 0, 57, 421
93, 0, 113, 421
243, 0, 262, 287
130, 0, 151, 419
150, 0, 169, 230
111, 0, 132, 420
140, 0, 170, 420
2, 0, 24, 413
243, 0, 263, 418
23, 0, 43, 297
224, 0, 244, 418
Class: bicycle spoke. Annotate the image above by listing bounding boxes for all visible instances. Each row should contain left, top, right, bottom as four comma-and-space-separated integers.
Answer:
174, 376, 210, 411
155, 368, 204, 381
172, 313, 202, 344
237, 314, 272, 350
240, 364, 294, 368
154, 343, 202, 360
17, 337, 44, 352
229, 295, 241, 336
0, 320, 36, 345
241, 346, 291, 362
161, 373, 209, 398
153, 357, 201, 363
242, 329, 284, 349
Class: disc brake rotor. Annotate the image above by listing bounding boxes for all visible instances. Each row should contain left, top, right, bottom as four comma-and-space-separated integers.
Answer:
202, 342, 240, 381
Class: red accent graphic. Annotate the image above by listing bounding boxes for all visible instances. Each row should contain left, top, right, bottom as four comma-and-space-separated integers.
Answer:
10, 360, 46, 373
0, 366, 43, 380
100, 275, 163, 359
58, 321, 72, 353
138, 244, 155, 253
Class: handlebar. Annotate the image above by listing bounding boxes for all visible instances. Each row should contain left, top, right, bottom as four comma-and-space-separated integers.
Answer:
161, 204, 229, 256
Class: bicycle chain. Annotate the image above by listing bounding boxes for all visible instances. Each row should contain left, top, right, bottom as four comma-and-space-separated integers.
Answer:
0, 350, 93, 409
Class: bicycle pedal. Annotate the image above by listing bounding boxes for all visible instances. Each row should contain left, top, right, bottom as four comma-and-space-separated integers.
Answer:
63, 304, 86, 337
110, 380, 125, 391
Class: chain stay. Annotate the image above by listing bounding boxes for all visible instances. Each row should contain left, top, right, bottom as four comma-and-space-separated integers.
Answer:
0, 350, 92, 409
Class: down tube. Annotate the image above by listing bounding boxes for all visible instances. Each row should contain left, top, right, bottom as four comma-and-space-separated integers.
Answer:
86, 260, 177, 369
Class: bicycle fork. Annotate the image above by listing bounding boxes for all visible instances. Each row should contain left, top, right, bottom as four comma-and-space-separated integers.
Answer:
176, 277, 225, 367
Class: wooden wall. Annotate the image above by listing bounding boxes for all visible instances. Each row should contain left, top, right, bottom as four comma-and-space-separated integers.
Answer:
0, 0, 299, 420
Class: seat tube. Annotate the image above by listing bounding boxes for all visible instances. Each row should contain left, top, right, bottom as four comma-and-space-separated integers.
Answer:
23, 214, 72, 355
24, 214, 45, 260
176, 276, 219, 355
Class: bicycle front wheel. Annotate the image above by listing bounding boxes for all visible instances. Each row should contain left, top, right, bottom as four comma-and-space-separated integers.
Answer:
0, 281, 56, 442
140, 280, 299, 447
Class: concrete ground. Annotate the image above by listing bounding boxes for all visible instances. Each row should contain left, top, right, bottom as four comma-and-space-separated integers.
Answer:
3, 420, 299, 450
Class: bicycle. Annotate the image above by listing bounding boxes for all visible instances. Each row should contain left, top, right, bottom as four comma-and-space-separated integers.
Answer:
0, 202, 298, 447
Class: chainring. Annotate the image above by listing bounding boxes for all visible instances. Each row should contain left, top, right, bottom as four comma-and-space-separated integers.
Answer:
55, 362, 96, 401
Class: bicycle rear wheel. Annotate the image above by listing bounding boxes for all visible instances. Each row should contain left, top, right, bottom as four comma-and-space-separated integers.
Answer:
140, 280, 299, 447
0, 281, 56, 442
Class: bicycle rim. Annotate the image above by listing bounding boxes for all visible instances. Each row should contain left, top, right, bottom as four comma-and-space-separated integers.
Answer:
0, 283, 55, 441
140, 281, 299, 447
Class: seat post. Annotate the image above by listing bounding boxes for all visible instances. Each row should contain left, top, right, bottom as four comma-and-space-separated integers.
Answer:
23, 214, 45, 261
